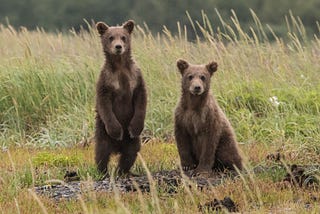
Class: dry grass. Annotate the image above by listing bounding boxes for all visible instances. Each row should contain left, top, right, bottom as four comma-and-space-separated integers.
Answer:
0, 141, 319, 213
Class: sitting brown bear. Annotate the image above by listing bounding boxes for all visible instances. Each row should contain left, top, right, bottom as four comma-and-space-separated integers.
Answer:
174, 59, 243, 176
94, 20, 147, 176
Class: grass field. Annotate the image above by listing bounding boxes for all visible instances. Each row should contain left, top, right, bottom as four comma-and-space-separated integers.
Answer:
0, 12, 319, 213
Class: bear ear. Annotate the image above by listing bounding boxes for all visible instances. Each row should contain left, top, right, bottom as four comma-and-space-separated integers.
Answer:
96, 22, 109, 35
177, 59, 189, 75
206, 61, 218, 76
123, 20, 135, 34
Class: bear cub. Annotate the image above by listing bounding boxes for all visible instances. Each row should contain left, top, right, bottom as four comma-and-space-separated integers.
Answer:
94, 20, 147, 176
174, 59, 243, 176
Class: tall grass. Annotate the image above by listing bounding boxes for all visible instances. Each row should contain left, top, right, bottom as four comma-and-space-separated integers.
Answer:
0, 11, 319, 149
1, 11, 319, 213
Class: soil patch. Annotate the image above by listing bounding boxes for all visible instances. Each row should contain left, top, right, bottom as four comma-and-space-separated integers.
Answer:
198, 196, 238, 213
34, 169, 235, 201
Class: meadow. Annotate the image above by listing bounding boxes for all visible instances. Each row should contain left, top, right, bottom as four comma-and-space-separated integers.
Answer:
0, 12, 319, 213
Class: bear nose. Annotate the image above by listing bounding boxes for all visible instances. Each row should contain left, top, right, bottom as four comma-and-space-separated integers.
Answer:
194, 86, 201, 91
115, 45, 122, 50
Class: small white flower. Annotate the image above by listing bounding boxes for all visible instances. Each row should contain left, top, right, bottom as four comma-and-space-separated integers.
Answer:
1, 146, 8, 152
269, 96, 280, 107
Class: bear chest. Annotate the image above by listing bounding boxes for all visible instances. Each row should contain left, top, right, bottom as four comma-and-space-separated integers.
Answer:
182, 109, 209, 135
107, 70, 137, 95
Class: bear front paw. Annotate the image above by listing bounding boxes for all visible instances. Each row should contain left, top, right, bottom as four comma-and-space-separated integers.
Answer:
182, 164, 196, 171
191, 167, 212, 177
106, 125, 123, 141
128, 123, 143, 139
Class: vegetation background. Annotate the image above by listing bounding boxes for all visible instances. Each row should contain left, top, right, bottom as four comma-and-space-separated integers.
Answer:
0, 0, 319, 147
0, 0, 319, 39
0, 1, 319, 213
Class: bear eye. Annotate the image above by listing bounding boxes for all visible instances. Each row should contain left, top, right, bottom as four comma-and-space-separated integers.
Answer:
200, 75, 206, 81
121, 36, 126, 42
109, 36, 114, 42
188, 75, 193, 81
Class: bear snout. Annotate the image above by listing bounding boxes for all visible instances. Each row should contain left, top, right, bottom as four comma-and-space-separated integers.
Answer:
115, 44, 122, 50
190, 85, 204, 95
114, 44, 124, 55
194, 86, 201, 92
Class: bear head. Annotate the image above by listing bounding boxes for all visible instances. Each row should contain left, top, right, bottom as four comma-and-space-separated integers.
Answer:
96, 20, 134, 56
177, 59, 218, 96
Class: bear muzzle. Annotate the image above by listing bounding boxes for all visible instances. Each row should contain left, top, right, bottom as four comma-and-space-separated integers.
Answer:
114, 45, 123, 55
111, 43, 125, 55
190, 85, 204, 95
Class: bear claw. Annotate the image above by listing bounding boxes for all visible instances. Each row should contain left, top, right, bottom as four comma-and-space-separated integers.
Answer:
182, 164, 196, 171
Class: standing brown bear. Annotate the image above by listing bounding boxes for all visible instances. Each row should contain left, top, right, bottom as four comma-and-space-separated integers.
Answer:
95, 20, 147, 176
174, 59, 243, 176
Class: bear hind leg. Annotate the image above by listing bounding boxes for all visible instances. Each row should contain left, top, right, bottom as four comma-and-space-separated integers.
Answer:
214, 132, 243, 171
95, 139, 112, 175
117, 138, 141, 176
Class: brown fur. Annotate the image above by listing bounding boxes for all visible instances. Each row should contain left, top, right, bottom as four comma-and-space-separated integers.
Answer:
94, 20, 147, 176
174, 59, 243, 176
